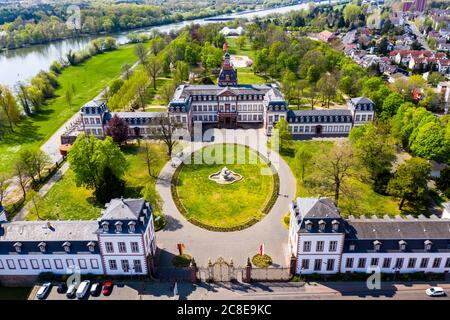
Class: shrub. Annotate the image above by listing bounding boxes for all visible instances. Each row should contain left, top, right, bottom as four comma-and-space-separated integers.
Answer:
172, 254, 192, 268
252, 254, 272, 268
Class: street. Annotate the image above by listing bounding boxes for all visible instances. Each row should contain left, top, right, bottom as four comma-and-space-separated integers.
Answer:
30, 281, 450, 300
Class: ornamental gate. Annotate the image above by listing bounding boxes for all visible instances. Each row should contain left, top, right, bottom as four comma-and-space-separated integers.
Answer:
197, 257, 246, 283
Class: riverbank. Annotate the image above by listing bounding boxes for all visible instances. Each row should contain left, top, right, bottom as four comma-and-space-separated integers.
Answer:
0, 42, 148, 177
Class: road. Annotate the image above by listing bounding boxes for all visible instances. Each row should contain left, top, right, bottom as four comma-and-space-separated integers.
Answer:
407, 18, 430, 50
31, 281, 450, 300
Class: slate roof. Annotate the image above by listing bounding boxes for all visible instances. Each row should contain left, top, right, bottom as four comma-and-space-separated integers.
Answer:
287, 109, 352, 123
0, 221, 98, 242
101, 198, 146, 220
350, 97, 375, 105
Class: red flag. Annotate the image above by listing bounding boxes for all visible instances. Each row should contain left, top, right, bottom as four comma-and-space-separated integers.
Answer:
259, 243, 265, 256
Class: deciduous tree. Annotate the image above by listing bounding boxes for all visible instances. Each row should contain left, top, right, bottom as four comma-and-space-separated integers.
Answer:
106, 114, 129, 144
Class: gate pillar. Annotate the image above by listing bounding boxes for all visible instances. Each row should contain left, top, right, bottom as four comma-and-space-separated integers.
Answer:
244, 257, 252, 283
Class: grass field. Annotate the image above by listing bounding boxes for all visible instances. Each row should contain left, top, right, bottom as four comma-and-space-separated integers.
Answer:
26, 142, 170, 221
281, 141, 400, 217
0, 43, 147, 177
226, 37, 256, 60
174, 144, 274, 228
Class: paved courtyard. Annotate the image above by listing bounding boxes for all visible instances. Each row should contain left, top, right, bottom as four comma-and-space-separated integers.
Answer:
155, 128, 296, 269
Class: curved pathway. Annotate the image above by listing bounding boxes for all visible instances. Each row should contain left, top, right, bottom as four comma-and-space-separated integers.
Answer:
155, 128, 296, 268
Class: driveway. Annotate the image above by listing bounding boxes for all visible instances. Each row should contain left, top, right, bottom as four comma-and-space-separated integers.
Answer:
155, 128, 296, 269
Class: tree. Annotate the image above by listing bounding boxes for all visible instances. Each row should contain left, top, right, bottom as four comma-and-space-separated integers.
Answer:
17, 148, 51, 184
14, 161, 27, 199
121, 63, 132, 80
349, 123, 396, 192
68, 134, 127, 198
0, 175, 8, 207
380, 92, 403, 119
387, 157, 431, 210
0, 85, 20, 132
274, 118, 292, 152
134, 43, 148, 66
307, 65, 320, 84
16, 82, 32, 116
94, 167, 126, 204
106, 114, 129, 144
154, 115, 182, 157
305, 84, 319, 109
314, 142, 355, 206
65, 87, 74, 108
144, 54, 162, 90
317, 73, 338, 108
282, 71, 297, 105
109, 79, 124, 95
427, 72, 445, 87
409, 121, 450, 162
343, 4, 363, 26
141, 142, 159, 178
295, 145, 313, 181
293, 79, 308, 109
436, 166, 450, 198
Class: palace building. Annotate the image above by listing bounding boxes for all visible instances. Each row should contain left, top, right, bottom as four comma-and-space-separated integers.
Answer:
0, 198, 157, 285
288, 197, 450, 275
61, 44, 374, 144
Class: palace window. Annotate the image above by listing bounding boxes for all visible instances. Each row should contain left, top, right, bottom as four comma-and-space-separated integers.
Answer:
31, 259, 39, 269
332, 220, 340, 232
63, 242, 71, 253
345, 258, 354, 268
6, 259, 16, 269
78, 259, 87, 269
314, 259, 322, 271
109, 260, 117, 270
121, 260, 130, 273
316, 241, 324, 252
105, 242, 114, 253
399, 240, 407, 251
382, 258, 391, 269
38, 242, 46, 253
18, 259, 27, 270
87, 242, 96, 253
101, 221, 109, 233
420, 258, 429, 268
305, 220, 312, 231
318, 220, 325, 232
90, 259, 99, 269
134, 260, 143, 273
445, 258, 450, 268
373, 240, 382, 251
115, 221, 123, 233
424, 240, 433, 251
54, 259, 63, 270
326, 259, 335, 271
370, 258, 379, 267
357, 258, 366, 269
42, 259, 51, 269
432, 258, 442, 268
303, 241, 311, 252
118, 242, 127, 253
349, 244, 356, 251
301, 259, 310, 270
395, 258, 404, 269
329, 241, 338, 252
407, 258, 417, 268
131, 242, 139, 253
128, 221, 136, 233
13, 242, 22, 253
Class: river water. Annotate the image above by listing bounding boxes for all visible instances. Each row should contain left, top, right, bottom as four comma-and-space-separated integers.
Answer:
0, 1, 340, 87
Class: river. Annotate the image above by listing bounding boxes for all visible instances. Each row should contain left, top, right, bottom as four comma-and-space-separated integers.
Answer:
0, 1, 342, 87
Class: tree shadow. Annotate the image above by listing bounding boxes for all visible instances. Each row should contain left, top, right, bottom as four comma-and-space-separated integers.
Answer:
164, 215, 184, 231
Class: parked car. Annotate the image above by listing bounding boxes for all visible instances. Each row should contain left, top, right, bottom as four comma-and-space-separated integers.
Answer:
102, 281, 113, 296
36, 282, 52, 300
90, 282, 101, 297
426, 287, 446, 297
66, 284, 77, 299
76, 280, 91, 299
56, 283, 67, 294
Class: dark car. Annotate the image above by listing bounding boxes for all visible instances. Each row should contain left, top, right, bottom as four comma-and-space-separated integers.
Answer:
56, 283, 67, 294
90, 283, 101, 297
102, 281, 113, 296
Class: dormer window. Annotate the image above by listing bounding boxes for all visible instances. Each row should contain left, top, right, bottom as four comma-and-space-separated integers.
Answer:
318, 220, 325, 232
424, 240, 432, 251
38, 242, 46, 253
128, 221, 136, 233
101, 221, 109, 233
331, 220, 340, 232
13, 242, 22, 253
115, 221, 123, 233
349, 244, 356, 251
399, 240, 407, 251
62, 242, 71, 253
373, 240, 382, 251
87, 242, 96, 253
305, 220, 313, 231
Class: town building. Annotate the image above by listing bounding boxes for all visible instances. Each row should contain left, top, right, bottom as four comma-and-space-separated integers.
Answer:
0, 198, 157, 285
61, 45, 374, 144
288, 197, 450, 275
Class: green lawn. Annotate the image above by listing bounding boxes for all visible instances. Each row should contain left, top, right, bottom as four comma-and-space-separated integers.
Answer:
174, 144, 274, 228
281, 141, 400, 217
226, 37, 256, 60
26, 142, 170, 221
0, 43, 147, 177
237, 71, 267, 84
146, 78, 172, 106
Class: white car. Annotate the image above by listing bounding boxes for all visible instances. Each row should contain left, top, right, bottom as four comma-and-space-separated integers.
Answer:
36, 282, 52, 300
76, 280, 91, 299
426, 287, 446, 297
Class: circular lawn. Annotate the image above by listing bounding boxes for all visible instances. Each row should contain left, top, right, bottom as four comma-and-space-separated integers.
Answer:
172, 144, 278, 231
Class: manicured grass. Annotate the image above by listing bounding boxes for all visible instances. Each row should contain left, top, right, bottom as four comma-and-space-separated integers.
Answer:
174, 144, 274, 229
146, 78, 172, 106
252, 254, 272, 268
26, 142, 170, 221
226, 37, 255, 60
237, 71, 267, 84
281, 141, 400, 217
0, 43, 147, 177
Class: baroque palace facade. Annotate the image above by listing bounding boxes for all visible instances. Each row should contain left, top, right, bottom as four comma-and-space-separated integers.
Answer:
61, 47, 374, 144
288, 197, 450, 275
0, 198, 157, 285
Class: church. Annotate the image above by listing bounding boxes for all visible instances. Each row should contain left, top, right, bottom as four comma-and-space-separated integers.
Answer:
61, 43, 374, 144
